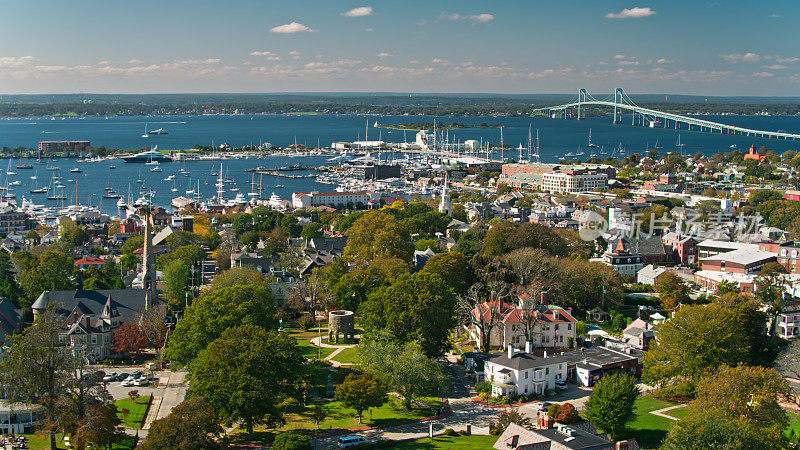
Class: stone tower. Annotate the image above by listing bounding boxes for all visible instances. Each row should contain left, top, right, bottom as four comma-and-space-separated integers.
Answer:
141, 209, 157, 295
439, 172, 452, 216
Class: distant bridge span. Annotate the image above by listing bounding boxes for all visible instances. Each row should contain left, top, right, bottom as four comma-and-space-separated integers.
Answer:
533, 88, 800, 141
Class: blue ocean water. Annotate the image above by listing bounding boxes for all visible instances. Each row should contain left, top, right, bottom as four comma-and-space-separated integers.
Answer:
0, 113, 798, 215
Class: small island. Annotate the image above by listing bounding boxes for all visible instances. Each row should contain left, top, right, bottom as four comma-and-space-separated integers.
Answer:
380, 121, 500, 130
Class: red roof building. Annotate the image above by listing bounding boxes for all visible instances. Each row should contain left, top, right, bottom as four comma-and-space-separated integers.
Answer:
74, 256, 105, 270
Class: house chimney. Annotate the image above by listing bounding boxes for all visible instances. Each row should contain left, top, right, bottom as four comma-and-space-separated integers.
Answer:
525, 341, 532, 354
616, 442, 630, 450
508, 345, 515, 358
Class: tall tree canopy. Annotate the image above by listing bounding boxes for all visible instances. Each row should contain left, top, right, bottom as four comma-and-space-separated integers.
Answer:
359, 272, 456, 357
343, 210, 412, 263
165, 284, 277, 366
188, 324, 305, 436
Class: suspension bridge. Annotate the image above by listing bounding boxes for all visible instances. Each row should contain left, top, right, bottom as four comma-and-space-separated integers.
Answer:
533, 88, 800, 141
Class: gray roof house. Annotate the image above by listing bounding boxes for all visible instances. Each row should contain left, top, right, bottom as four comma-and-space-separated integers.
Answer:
32, 289, 157, 361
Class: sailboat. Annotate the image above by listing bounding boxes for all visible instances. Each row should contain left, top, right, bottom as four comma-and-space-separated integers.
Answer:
587, 129, 599, 148
676, 135, 685, 155
142, 123, 149, 138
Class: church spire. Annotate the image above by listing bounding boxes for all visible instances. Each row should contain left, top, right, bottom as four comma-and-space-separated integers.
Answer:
439, 171, 452, 216
142, 209, 157, 295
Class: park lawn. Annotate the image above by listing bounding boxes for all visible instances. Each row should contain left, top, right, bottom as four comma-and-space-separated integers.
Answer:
288, 329, 336, 360
582, 396, 680, 450
114, 395, 151, 429
279, 396, 441, 432
332, 346, 361, 364
390, 434, 498, 449
23, 434, 135, 450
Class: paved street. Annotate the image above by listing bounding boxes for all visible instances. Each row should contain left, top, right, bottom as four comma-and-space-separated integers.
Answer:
100, 367, 189, 436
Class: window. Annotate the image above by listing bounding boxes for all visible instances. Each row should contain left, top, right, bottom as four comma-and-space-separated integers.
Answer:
91, 335, 97, 344
525, 371, 528, 379
567, 324, 572, 330
546, 368, 549, 375
555, 324, 559, 331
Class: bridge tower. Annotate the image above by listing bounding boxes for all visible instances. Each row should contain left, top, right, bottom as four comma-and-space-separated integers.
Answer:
613, 88, 624, 124
577, 89, 587, 120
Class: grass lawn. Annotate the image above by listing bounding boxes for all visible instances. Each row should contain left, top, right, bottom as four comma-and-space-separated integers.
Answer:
288, 329, 336, 360
22, 434, 135, 450
332, 346, 361, 364
280, 396, 441, 432
114, 395, 151, 429
390, 434, 498, 449
582, 396, 680, 450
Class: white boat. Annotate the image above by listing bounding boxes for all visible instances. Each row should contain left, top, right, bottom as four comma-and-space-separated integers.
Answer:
150, 165, 162, 172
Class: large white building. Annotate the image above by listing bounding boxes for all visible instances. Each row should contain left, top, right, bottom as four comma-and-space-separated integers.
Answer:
485, 344, 569, 397
292, 191, 377, 209
540, 172, 608, 194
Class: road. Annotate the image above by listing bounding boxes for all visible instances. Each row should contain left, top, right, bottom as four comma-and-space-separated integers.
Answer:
102, 367, 189, 436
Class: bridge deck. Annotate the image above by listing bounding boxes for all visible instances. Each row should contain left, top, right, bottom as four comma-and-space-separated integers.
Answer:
533, 101, 800, 140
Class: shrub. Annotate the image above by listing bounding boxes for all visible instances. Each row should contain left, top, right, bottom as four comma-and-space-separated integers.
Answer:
475, 381, 492, 394
272, 431, 311, 450
443, 428, 458, 436
547, 403, 560, 418
556, 403, 580, 424
299, 313, 315, 331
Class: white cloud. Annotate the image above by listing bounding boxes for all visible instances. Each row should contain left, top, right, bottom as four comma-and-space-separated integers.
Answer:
376, 52, 392, 58
618, 60, 639, 66
439, 12, 495, 23
342, 6, 372, 17
250, 51, 280, 61
270, 22, 314, 33
752, 71, 774, 78
721, 52, 762, 63
365, 28, 373, 32
128, 59, 143, 64
605, 7, 656, 19
655, 58, 667, 64
98, 61, 110, 66
770, 13, 780, 18
762, 64, 787, 70
613, 54, 626, 60
0, 56, 35, 68
777, 56, 799, 63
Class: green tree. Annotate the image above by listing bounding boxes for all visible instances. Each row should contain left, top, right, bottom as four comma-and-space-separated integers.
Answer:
612, 314, 626, 332
272, 431, 312, 450
0, 308, 77, 449
714, 279, 740, 297
188, 324, 305, 436
281, 215, 302, 238
754, 262, 790, 336
654, 272, 690, 310
481, 221, 516, 256
643, 302, 763, 388
140, 397, 223, 450
663, 365, 790, 449
335, 372, 389, 423
421, 251, 473, 295
166, 284, 277, 366
17, 251, 75, 305
300, 222, 323, 242
584, 374, 639, 440
163, 260, 191, 302
451, 204, 468, 222
344, 210, 412, 263
209, 267, 264, 291
72, 404, 122, 450
359, 334, 447, 410
359, 272, 456, 357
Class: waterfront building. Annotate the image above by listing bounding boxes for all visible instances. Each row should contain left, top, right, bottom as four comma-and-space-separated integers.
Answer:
38, 140, 91, 154
352, 164, 402, 180
291, 190, 377, 209
0, 202, 31, 237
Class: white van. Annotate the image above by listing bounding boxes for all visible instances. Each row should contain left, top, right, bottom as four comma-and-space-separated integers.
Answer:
337, 435, 366, 448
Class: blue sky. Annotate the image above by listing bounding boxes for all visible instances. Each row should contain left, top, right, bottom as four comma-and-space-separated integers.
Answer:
1, 0, 798, 95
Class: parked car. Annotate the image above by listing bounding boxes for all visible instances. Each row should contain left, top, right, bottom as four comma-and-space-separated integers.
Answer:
337, 435, 367, 448
534, 401, 552, 411
121, 378, 135, 387
102, 372, 118, 382
555, 381, 568, 390
133, 377, 149, 387
114, 373, 129, 382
